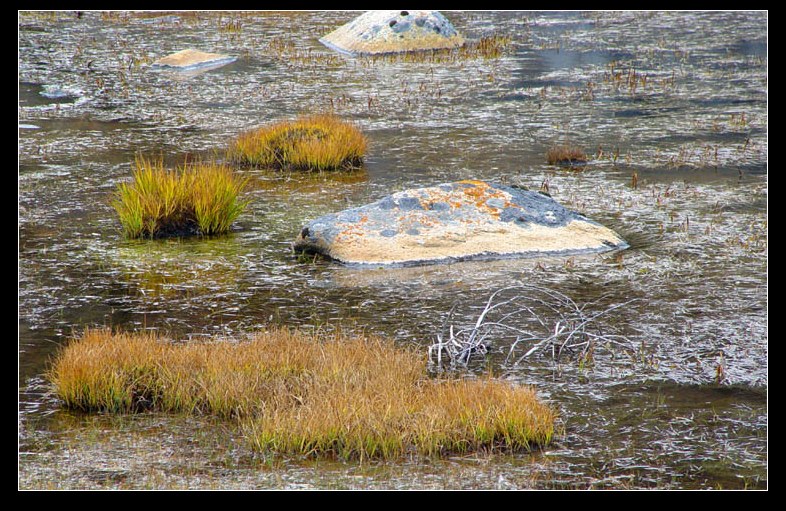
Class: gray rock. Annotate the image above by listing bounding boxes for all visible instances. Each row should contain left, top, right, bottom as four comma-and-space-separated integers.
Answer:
294, 180, 628, 265
319, 10, 465, 56
151, 49, 236, 71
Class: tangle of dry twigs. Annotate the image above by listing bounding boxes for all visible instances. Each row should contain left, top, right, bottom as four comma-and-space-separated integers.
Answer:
428, 285, 637, 369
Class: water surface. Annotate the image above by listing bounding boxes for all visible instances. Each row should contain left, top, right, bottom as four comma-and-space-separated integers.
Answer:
19, 10, 767, 489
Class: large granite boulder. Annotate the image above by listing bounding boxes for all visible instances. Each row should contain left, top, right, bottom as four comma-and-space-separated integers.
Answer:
319, 10, 465, 56
294, 180, 627, 265
151, 49, 236, 70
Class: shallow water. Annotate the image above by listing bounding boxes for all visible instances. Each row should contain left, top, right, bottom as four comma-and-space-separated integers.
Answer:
19, 11, 767, 489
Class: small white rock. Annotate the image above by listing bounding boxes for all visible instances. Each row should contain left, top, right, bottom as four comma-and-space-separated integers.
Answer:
151, 49, 236, 70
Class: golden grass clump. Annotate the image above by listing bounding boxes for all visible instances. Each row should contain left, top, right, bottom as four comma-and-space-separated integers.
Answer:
49, 328, 556, 460
229, 114, 367, 171
546, 145, 588, 165
112, 157, 249, 239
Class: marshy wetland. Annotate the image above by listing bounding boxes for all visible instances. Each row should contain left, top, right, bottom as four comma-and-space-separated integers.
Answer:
19, 11, 767, 489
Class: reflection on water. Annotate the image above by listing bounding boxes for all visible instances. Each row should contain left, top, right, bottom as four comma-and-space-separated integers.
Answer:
19, 11, 766, 489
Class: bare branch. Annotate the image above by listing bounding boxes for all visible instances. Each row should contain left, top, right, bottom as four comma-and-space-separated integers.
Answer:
428, 285, 637, 370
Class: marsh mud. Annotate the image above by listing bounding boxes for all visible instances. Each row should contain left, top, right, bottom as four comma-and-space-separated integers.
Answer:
19, 11, 766, 489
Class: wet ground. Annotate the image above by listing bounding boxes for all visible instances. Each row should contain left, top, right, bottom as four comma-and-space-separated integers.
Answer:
19, 11, 767, 489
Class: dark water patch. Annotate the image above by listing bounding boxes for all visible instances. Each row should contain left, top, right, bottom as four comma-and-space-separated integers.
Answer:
536, 48, 634, 71
680, 130, 763, 147
734, 162, 768, 176
726, 39, 767, 58
613, 227, 659, 251
624, 165, 763, 185
18, 322, 67, 387
19, 82, 79, 107
28, 117, 146, 133
18, 22, 49, 33
612, 109, 654, 118
688, 97, 763, 108
543, 380, 768, 488
605, 382, 767, 408
221, 56, 275, 75
649, 133, 718, 146
509, 78, 582, 90
507, 46, 634, 91
710, 195, 767, 215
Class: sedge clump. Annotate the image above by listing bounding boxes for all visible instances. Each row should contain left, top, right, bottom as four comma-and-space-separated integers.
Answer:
49, 328, 557, 460
229, 114, 367, 171
112, 157, 249, 239
546, 145, 588, 165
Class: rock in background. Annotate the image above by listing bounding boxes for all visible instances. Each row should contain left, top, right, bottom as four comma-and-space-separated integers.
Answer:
151, 49, 236, 70
319, 10, 465, 56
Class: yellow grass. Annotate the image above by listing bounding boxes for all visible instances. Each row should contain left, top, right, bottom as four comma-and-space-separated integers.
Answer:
229, 114, 367, 171
112, 157, 249, 238
49, 328, 556, 460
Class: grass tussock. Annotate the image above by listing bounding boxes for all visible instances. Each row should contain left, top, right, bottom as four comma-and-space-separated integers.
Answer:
49, 328, 556, 460
228, 114, 367, 171
112, 157, 249, 239
546, 145, 588, 165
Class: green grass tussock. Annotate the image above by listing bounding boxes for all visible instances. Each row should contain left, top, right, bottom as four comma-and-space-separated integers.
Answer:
112, 157, 249, 239
49, 328, 556, 460
229, 114, 367, 171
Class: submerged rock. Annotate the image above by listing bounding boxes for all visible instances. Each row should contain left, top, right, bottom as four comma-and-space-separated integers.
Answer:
319, 10, 465, 56
151, 49, 236, 70
294, 180, 627, 265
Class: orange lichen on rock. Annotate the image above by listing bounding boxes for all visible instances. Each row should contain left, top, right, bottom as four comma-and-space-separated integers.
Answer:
294, 181, 627, 265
